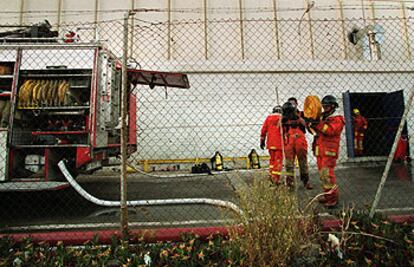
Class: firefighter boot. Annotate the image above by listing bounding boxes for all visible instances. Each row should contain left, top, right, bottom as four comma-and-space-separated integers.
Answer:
318, 195, 327, 204
324, 189, 338, 208
300, 173, 313, 190
286, 176, 295, 190
268, 174, 279, 186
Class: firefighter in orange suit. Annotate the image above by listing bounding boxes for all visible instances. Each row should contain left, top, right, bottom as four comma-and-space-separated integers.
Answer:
260, 106, 283, 184
311, 95, 345, 208
352, 108, 368, 156
282, 100, 313, 190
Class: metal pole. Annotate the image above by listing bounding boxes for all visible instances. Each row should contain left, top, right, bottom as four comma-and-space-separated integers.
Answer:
337, 0, 348, 60
275, 87, 286, 182
129, 0, 136, 57
400, 1, 412, 60
19, 0, 25, 26
167, 0, 171, 60
369, 0, 376, 24
361, 0, 367, 27
120, 12, 130, 237
305, 0, 315, 59
94, 0, 100, 41
238, 0, 245, 60
203, 0, 208, 60
57, 0, 63, 33
369, 86, 414, 218
271, 0, 280, 59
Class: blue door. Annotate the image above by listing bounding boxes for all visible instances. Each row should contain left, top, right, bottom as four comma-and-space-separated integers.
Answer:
382, 90, 408, 155
342, 91, 354, 158
343, 90, 408, 158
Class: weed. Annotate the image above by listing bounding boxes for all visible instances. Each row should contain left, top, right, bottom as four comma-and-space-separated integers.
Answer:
227, 175, 317, 266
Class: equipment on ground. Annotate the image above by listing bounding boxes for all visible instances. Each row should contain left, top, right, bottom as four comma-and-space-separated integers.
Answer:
248, 149, 260, 169
211, 151, 223, 171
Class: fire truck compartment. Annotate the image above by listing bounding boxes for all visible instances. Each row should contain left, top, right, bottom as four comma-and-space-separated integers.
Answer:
0, 44, 125, 186
0, 44, 188, 191
10, 147, 77, 181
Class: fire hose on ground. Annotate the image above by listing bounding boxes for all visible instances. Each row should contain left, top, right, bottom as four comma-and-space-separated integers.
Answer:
57, 160, 243, 215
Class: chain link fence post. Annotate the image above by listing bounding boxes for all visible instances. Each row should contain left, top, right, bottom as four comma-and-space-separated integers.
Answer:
120, 11, 130, 237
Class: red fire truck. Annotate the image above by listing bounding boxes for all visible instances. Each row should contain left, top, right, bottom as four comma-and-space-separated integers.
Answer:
0, 43, 189, 191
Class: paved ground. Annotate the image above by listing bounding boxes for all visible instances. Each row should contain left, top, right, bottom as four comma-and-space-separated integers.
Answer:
1, 161, 414, 232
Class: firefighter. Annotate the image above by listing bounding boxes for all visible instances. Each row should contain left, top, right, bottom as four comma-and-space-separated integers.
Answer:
311, 95, 345, 208
352, 108, 368, 156
282, 99, 313, 190
288, 97, 304, 117
260, 105, 283, 184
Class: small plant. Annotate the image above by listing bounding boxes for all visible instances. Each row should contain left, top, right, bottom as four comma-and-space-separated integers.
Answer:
227, 175, 317, 266
320, 209, 414, 266
0, 233, 234, 266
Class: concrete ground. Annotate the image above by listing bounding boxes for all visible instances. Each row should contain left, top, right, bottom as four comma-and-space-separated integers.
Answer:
1, 161, 413, 232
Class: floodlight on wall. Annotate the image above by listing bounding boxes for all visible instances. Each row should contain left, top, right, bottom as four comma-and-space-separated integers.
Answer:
347, 24, 384, 61
348, 27, 359, 45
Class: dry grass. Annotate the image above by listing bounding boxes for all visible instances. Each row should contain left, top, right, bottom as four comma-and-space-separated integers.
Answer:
227, 174, 317, 266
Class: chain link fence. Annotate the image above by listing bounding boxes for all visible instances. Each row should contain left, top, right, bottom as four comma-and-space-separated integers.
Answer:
0, 15, 414, 235
128, 15, 414, 216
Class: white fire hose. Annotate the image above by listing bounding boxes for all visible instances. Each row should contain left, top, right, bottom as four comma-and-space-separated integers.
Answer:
58, 160, 243, 215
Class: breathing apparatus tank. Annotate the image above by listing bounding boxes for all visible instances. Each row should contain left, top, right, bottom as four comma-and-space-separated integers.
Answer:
248, 149, 260, 169
211, 151, 223, 171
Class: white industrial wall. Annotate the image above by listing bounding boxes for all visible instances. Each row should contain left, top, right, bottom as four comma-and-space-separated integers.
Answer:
134, 61, 414, 164
1, 0, 413, 163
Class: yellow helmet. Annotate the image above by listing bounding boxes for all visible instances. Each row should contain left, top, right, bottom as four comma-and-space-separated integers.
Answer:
353, 108, 360, 115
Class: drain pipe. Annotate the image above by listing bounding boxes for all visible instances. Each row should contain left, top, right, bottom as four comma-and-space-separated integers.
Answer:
368, 30, 381, 60
58, 160, 243, 215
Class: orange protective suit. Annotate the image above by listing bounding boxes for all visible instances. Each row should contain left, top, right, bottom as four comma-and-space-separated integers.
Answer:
283, 117, 311, 188
313, 112, 345, 207
260, 113, 283, 183
353, 114, 368, 156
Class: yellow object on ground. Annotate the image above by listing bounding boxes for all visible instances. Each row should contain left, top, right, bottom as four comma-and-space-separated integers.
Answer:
126, 165, 137, 173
